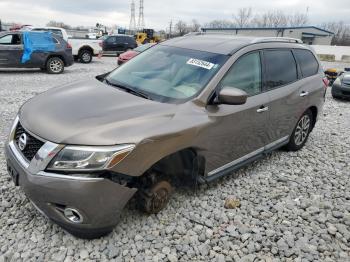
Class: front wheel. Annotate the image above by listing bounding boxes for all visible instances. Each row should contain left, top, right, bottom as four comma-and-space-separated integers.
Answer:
286, 110, 313, 151
139, 180, 172, 214
46, 57, 64, 74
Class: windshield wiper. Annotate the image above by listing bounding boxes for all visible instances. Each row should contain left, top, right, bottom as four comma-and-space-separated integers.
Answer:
104, 79, 152, 100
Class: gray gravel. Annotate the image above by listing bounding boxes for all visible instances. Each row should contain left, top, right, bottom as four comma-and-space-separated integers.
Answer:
0, 58, 350, 261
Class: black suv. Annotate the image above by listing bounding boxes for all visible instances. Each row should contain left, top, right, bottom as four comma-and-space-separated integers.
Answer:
102, 35, 137, 55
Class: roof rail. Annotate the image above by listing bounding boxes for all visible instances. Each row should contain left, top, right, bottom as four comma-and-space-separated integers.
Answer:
251, 37, 303, 44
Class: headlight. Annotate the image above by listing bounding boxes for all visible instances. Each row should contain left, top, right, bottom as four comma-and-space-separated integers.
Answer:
48, 144, 135, 171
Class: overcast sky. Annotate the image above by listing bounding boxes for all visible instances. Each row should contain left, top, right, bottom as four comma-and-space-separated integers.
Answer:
0, 0, 349, 30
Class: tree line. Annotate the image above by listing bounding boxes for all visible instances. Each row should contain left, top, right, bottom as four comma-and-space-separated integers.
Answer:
174, 8, 350, 46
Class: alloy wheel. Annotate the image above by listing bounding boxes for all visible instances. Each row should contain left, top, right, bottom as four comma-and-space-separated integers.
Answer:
294, 115, 311, 146
50, 60, 63, 73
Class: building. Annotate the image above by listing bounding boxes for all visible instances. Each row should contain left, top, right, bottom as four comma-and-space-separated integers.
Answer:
201, 26, 334, 45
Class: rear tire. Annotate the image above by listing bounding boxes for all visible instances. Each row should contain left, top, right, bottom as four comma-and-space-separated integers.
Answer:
78, 49, 93, 63
286, 110, 313, 151
46, 57, 64, 74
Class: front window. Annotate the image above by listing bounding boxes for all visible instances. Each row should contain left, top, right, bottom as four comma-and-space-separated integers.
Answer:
218, 52, 262, 96
106, 45, 228, 103
0, 34, 21, 45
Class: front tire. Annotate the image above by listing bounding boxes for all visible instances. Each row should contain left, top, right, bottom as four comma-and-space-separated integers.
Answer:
46, 57, 64, 74
286, 110, 313, 151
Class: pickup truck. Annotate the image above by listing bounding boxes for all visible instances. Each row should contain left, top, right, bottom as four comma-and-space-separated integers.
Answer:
27, 27, 103, 63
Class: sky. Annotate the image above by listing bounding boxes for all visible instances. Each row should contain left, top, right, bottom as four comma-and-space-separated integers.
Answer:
0, 0, 349, 30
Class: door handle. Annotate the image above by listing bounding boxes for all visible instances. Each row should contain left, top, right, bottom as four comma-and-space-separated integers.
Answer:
300, 91, 309, 97
257, 106, 269, 113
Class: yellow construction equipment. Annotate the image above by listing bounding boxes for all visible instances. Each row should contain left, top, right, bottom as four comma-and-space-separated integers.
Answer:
135, 29, 162, 45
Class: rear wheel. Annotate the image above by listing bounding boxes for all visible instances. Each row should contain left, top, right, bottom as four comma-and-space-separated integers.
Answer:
46, 57, 64, 74
79, 49, 93, 63
286, 110, 313, 151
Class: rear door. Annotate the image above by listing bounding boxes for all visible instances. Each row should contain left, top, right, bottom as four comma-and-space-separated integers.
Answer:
204, 51, 270, 175
115, 36, 128, 52
103, 36, 117, 52
262, 49, 305, 145
0, 33, 23, 67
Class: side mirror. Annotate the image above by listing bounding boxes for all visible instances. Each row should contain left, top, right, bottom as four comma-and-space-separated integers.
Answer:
217, 87, 248, 105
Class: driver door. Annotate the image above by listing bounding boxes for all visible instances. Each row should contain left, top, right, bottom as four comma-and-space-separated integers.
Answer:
202, 51, 270, 176
0, 33, 23, 66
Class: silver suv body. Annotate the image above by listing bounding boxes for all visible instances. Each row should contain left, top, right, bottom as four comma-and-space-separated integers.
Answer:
5, 35, 326, 238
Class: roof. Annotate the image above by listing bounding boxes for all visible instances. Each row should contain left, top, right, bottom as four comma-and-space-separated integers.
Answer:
202, 26, 334, 35
161, 34, 305, 55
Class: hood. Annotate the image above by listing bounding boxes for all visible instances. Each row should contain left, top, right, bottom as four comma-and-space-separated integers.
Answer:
19, 79, 178, 145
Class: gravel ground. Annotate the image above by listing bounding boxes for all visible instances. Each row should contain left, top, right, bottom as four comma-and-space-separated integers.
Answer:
0, 58, 349, 262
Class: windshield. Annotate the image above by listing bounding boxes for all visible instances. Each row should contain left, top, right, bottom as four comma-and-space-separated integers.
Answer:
106, 45, 228, 103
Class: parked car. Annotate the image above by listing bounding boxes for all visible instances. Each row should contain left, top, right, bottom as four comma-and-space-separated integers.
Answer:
118, 43, 155, 65
0, 31, 73, 74
102, 35, 137, 55
5, 35, 326, 238
331, 71, 350, 99
27, 27, 103, 63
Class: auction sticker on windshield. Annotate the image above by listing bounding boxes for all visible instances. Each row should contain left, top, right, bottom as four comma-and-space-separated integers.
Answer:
187, 58, 215, 70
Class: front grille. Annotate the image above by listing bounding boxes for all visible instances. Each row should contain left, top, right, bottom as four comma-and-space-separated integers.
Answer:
342, 90, 350, 96
14, 122, 44, 161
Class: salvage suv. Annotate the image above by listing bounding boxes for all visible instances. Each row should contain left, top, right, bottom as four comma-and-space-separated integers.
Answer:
5, 35, 326, 238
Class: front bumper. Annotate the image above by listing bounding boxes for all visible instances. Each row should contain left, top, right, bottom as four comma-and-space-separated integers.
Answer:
5, 137, 137, 234
332, 85, 350, 99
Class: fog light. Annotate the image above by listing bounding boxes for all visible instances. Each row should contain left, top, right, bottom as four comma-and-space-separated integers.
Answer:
64, 208, 83, 224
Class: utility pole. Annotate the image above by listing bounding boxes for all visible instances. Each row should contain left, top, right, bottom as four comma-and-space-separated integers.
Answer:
169, 20, 173, 39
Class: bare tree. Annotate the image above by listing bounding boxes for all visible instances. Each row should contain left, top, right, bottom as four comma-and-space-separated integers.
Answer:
267, 10, 288, 27
190, 19, 201, 32
205, 19, 234, 29
175, 20, 188, 36
233, 7, 253, 27
288, 12, 308, 26
321, 21, 350, 45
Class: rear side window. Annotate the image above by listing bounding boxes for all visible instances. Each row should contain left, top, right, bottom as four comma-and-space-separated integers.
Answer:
264, 50, 298, 89
126, 37, 134, 44
293, 49, 319, 78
